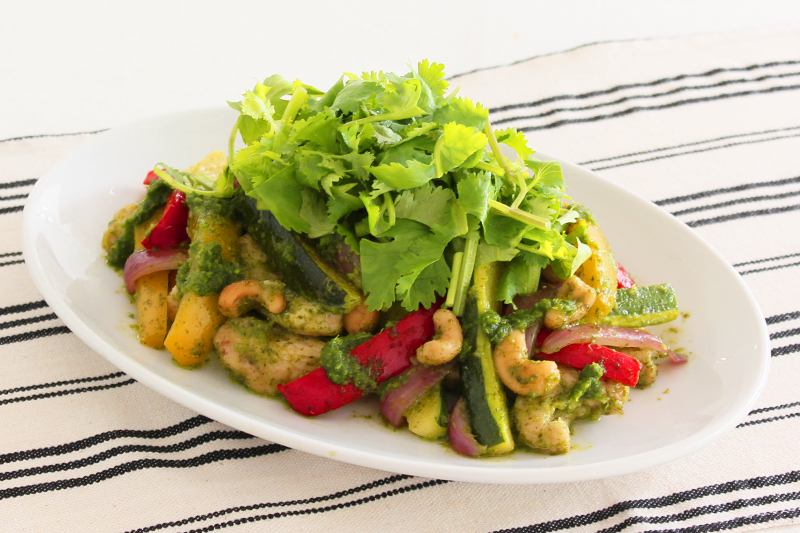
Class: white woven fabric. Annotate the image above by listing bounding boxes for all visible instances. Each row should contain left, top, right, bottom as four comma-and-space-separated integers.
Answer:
2, 28, 800, 532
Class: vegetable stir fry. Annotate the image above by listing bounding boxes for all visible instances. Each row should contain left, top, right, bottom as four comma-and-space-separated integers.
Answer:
102, 61, 686, 456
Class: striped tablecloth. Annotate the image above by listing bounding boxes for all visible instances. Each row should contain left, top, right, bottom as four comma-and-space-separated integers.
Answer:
3, 27, 800, 532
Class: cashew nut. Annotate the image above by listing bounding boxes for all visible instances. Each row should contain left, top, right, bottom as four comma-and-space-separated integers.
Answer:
344, 303, 380, 334
494, 329, 560, 396
218, 279, 286, 318
544, 275, 597, 329
416, 309, 463, 366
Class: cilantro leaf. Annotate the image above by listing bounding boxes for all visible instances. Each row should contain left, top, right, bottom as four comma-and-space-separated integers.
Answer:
370, 159, 436, 190
433, 122, 487, 177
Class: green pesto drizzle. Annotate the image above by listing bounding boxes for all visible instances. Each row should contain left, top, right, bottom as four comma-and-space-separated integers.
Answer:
106, 179, 173, 268
176, 241, 242, 296
319, 333, 376, 392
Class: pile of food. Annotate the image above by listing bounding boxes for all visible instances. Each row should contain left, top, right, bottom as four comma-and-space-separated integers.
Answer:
102, 61, 686, 456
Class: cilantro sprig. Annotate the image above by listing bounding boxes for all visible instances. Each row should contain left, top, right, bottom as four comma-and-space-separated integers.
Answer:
227, 61, 587, 313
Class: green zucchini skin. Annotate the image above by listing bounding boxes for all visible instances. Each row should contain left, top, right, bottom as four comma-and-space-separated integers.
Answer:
598, 283, 678, 328
405, 383, 448, 440
240, 197, 361, 313
457, 263, 515, 455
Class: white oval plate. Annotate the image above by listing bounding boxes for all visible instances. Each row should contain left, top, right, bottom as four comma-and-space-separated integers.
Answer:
22, 107, 770, 484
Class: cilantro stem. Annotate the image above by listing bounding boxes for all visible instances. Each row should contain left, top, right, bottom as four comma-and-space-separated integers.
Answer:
228, 122, 239, 170
452, 237, 478, 316
473, 161, 504, 176
282, 87, 308, 124
487, 199, 550, 229
485, 123, 526, 192
484, 123, 513, 178
383, 193, 396, 227
515, 242, 554, 259
444, 251, 464, 309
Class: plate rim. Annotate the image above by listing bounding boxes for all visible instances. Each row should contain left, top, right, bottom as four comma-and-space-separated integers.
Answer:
21, 106, 772, 484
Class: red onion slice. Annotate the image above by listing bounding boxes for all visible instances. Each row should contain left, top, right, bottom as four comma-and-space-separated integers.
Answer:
524, 320, 542, 356
540, 324, 669, 354
667, 350, 688, 364
380, 362, 454, 427
448, 397, 485, 457
123, 249, 188, 294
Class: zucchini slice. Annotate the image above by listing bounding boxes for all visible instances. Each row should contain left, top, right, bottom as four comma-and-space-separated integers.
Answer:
598, 283, 678, 328
457, 262, 515, 455
406, 383, 448, 440
240, 197, 362, 314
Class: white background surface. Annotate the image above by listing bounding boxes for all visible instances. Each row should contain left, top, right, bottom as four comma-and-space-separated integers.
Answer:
2, 0, 800, 140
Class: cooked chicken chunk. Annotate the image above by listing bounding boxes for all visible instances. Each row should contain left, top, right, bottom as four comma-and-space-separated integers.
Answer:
101, 203, 137, 253
270, 292, 343, 337
213, 317, 325, 396
514, 364, 630, 454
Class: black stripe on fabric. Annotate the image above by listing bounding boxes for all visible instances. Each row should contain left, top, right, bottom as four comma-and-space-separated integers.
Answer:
579, 125, 800, 166
685, 203, 800, 228
0, 300, 47, 317
596, 492, 800, 533
0, 178, 37, 190
0, 378, 135, 406
0, 129, 107, 144
741, 260, 800, 276
734, 251, 800, 268
590, 132, 800, 172
0, 312, 57, 331
738, 411, 800, 428
493, 70, 800, 125
672, 189, 800, 217
448, 38, 647, 80
749, 400, 800, 416
649, 507, 800, 533
488, 470, 800, 533
0, 415, 212, 464
0, 371, 124, 396
0, 205, 23, 216
772, 344, 800, 357
0, 443, 287, 500
0, 194, 28, 202
0, 259, 24, 268
0, 251, 22, 259
484, 60, 800, 112
0, 430, 255, 482
127, 474, 414, 533
766, 311, 800, 325
179, 479, 450, 533
771, 327, 800, 341
519, 83, 800, 132
0, 325, 70, 346
655, 175, 800, 207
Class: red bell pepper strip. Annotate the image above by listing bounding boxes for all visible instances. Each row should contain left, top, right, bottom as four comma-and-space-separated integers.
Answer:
278, 301, 441, 416
141, 189, 189, 249
616, 263, 635, 289
535, 327, 552, 348
143, 170, 160, 186
537, 343, 641, 387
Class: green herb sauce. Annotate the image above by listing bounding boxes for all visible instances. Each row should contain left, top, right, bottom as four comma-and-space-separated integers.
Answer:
106, 179, 173, 268
480, 299, 577, 344
319, 333, 377, 392
176, 241, 242, 296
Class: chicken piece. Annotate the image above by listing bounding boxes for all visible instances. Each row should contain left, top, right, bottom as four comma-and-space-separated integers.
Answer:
514, 364, 630, 454
214, 317, 325, 396
616, 347, 659, 388
270, 292, 343, 337
101, 203, 137, 253
544, 275, 597, 329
